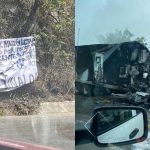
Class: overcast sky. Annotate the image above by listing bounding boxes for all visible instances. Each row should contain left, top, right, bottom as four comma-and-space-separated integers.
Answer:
75, 0, 150, 48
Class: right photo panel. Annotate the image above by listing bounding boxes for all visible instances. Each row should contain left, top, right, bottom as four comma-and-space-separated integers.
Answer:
75, 0, 150, 149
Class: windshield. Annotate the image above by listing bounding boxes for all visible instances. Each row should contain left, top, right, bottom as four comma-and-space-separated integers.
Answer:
75, 0, 150, 149
0, 1, 74, 150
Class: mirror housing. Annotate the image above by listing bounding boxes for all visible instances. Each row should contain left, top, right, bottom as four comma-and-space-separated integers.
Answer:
90, 106, 148, 147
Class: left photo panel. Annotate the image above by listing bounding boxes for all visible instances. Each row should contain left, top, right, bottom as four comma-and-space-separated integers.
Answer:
0, 0, 74, 150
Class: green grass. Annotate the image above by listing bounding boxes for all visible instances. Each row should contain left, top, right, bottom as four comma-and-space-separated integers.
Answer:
0, 108, 6, 116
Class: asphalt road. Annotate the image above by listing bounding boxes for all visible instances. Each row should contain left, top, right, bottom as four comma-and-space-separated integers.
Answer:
75, 95, 150, 150
0, 113, 74, 150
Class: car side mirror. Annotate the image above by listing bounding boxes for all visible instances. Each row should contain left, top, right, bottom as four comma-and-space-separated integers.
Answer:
90, 106, 148, 147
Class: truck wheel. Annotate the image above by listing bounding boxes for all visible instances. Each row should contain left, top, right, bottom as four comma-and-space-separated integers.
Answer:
93, 86, 112, 96
82, 84, 93, 97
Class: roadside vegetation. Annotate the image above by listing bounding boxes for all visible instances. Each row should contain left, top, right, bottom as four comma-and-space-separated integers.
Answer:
0, 0, 74, 115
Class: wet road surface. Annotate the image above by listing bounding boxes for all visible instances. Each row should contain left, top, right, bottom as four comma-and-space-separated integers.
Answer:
0, 113, 74, 150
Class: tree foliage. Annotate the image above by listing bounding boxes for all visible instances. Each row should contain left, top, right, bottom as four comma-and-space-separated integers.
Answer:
97, 29, 133, 44
135, 36, 148, 46
35, 0, 74, 93
97, 29, 148, 47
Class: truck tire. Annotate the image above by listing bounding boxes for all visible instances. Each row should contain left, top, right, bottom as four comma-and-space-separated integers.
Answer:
82, 84, 93, 97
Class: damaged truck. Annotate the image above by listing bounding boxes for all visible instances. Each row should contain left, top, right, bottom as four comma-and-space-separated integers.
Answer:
75, 41, 150, 107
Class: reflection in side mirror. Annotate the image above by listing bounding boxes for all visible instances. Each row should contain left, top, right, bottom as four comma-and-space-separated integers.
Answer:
90, 106, 148, 147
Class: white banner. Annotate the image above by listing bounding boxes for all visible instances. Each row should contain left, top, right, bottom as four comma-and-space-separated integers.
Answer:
0, 36, 38, 91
